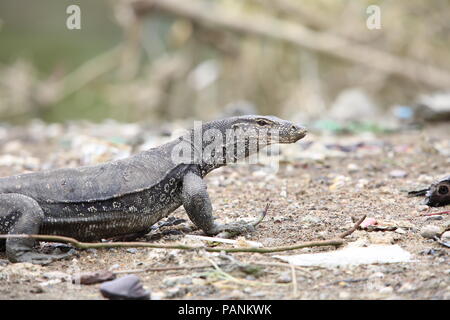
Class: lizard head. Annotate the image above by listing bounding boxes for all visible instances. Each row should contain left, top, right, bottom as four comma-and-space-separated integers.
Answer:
192, 115, 307, 172
172, 115, 307, 174
221, 115, 308, 145
424, 175, 450, 207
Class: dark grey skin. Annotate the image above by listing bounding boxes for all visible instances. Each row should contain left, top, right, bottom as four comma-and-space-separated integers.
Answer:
0, 115, 307, 264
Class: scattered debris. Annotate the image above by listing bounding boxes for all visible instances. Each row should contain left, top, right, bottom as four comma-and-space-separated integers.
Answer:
184, 235, 263, 247
441, 231, 450, 242
73, 270, 116, 285
420, 225, 443, 239
389, 169, 408, 178
274, 245, 412, 267
99, 275, 150, 300
360, 217, 377, 229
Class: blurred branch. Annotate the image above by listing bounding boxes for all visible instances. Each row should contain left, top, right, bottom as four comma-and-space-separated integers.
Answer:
49, 46, 122, 104
131, 0, 450, 89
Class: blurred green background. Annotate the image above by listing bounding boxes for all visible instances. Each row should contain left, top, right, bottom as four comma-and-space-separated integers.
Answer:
0, 0, 449, 124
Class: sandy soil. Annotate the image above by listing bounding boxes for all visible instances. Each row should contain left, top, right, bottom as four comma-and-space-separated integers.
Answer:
0, 122, 449, 300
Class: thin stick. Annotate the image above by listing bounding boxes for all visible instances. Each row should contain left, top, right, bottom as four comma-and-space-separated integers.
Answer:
339, 215, 366, 238
290, 264, 298, 297
113, 264, 214, 274
421, 211, 450, 216
0, 234, 343, 253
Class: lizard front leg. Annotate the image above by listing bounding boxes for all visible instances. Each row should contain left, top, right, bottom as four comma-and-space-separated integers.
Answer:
0, 193, 74, 264
181, 172, 261, 237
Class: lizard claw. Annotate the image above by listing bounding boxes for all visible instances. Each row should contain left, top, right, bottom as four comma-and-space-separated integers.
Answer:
8, 249, 77, 265
214, 202, 270, 238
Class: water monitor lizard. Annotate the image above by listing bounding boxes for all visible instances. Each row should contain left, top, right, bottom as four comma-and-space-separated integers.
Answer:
0, 115, 307, 263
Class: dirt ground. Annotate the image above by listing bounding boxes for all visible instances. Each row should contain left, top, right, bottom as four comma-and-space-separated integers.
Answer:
0, 122, 449, 300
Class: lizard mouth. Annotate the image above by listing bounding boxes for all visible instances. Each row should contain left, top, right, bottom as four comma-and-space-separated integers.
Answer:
289, 125, 308, 143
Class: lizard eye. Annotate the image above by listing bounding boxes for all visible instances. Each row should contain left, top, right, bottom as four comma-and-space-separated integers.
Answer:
256, 119, 270, 126
438, 185, 449, 195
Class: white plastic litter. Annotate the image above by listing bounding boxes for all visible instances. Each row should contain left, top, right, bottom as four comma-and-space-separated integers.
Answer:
274, 245, 412, 267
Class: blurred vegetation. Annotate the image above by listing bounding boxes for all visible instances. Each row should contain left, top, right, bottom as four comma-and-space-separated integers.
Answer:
0, 0, 449, 123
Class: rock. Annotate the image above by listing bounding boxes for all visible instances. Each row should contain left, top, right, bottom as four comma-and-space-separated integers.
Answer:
126, 248, 138, 254
74, 270, 116, 285
420, 225, 442, 239
347, 163, 359, 173
99, 275, 150, 300
395, 228, 407, 235
379, 286, 394, 294
165, 287, 188, 299
163, 276, 193, 287
389, 170, 408, 178
276, 272, 292, 283
416, 205, 430, 212
441, 231, 450, 242
30, 286, 45, 294
425, 215, 443, 221
43, 271, 70, 281
369, 272, 385, 279
301, 215, 321, 224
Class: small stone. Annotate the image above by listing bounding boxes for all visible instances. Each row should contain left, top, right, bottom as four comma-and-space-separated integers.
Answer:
163, 276, 193, 287
276, 272, 292, 283
43, 271, 70, 281
99, 275, 150, 300
379, 286, 394, 294
417, 205, 430, 212
425, 215, 443, 221
165, 287, 188, 299
441, 231, 450, 242
74, 270, 116, 285
420, 225, 442, 239
395, 228, 407, 234
389, 170, 407, 178
369, 272, 385, 279
347, 163, 359, 173
30, 286, 44, 294
301, 215, 321, 224
126, 248, 138, 254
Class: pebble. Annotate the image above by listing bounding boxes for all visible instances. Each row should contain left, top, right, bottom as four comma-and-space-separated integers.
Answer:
301, 215, 321, 224
126, 248, 138, 254
276, 272, 292, 283
99, 275, 150, 300
420, 225, 442, 239
347, 163, 359, 173
74, 270, 116, 285
163, 276, 193, 287
379, 286, 394, 294
417, 205, 430, 212
425, 215, 443, 221
43, 271, 70, 281
395, 228, 407, 234
441, 231, 450, 242
369, 272, 385, 279
389, 170, 408, 178
165, 287, 188, 299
